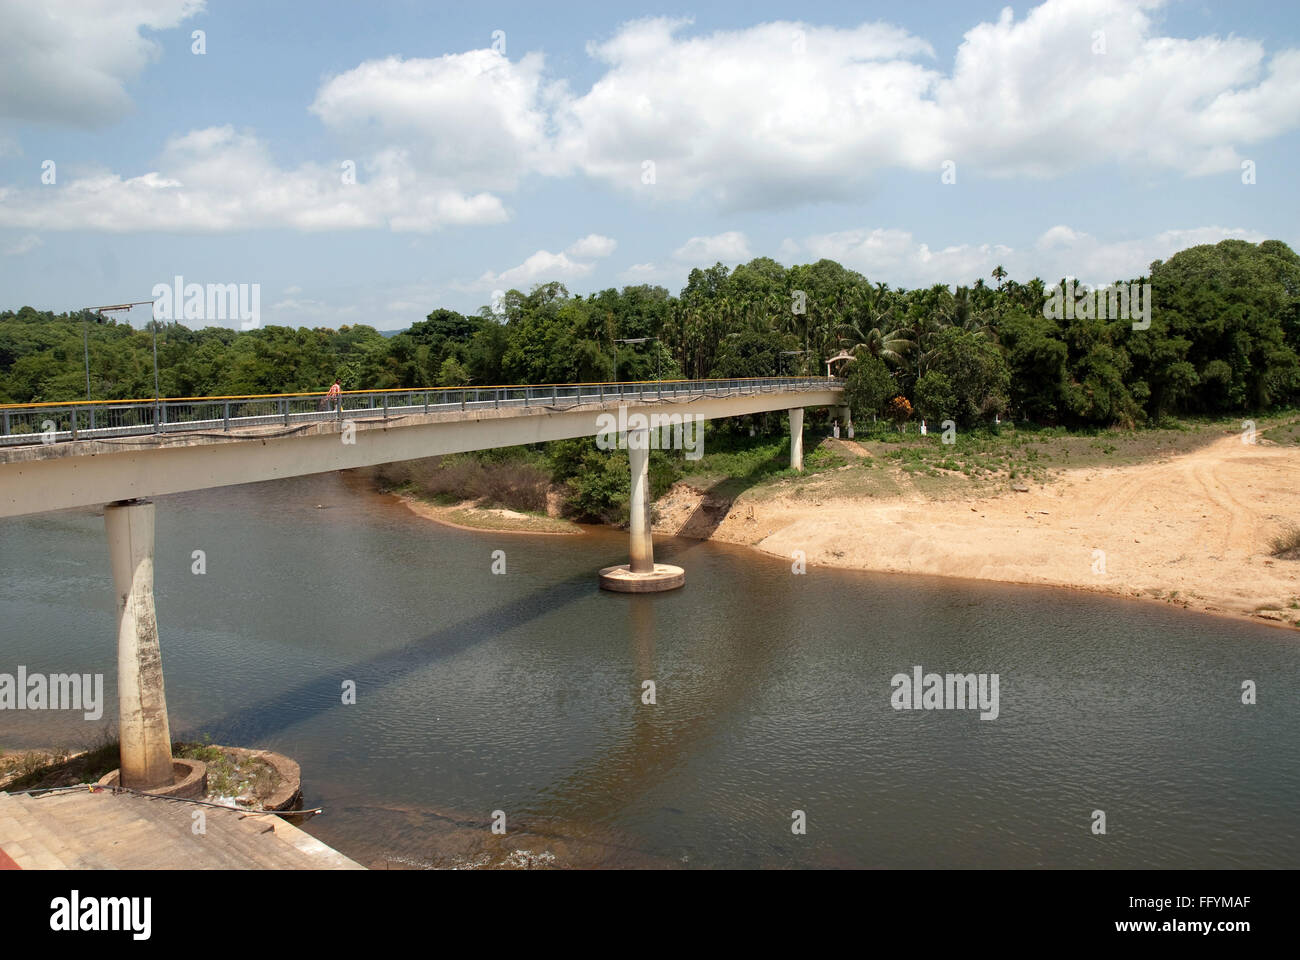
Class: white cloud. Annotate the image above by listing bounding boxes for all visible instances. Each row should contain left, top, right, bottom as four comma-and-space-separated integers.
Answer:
672, 231, 752, 263
565, 233, 617, 258
0, 47, 550, 234
0, 1, 204, 127
2, 233, 42, 256
616, 260, 686, 288
553, 2, 1300, 206
0, 126, 508, 233
469, 234, 619, 291
799, 223, 1268, 288
4, 0, 1298, 233
802, 228, 1012, 287
309, 49, 567, 191
1030, 224, 1269, 283
270, 297, 325, 312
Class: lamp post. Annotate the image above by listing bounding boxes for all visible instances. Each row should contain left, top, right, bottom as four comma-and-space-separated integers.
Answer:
614, 336, 658, 385
83, 312, 95, 401
781, 349, 811, 377
83, 301, 156, 400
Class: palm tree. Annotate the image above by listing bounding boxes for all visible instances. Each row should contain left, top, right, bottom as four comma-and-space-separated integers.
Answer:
836, 321, 913, 367
991, 265, 1008, 290
944, 286, 995, 340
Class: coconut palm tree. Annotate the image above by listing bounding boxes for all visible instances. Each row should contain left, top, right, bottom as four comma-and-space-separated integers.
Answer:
944, 286, 995, 340
836, 321, 913, 367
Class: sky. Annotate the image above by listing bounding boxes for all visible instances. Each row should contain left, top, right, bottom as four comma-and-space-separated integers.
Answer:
1, 0, 1297, 330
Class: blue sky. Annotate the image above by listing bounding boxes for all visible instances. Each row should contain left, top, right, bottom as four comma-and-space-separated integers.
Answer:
1, 0, 1297, 330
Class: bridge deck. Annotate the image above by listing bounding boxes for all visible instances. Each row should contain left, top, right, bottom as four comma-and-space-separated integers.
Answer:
0, 378, 843, 516
0, 377, 841, 451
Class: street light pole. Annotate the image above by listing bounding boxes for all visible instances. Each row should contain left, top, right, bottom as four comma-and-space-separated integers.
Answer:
82, 300, 156, 401
83, 317, 92, 401
151, 321, 160, 402
781, 349, 809, 378
615, 337, 657, 385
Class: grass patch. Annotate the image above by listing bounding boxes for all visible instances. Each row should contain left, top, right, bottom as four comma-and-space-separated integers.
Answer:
1260, 413, 1300, 445
1268, 523, 1300, 560
0, 731, 121, 791
175, 738, 280, 801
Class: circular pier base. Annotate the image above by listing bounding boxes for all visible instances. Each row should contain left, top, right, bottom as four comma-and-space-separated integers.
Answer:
98, 758, 207, 800
598, 563, 686, 593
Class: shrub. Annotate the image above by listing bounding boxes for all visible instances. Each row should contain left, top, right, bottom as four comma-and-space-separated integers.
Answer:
1269, 523, 1300, 560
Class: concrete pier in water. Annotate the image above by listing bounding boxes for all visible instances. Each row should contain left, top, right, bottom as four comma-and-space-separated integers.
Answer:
599, 427, 685, 592
104, 499, 174, 790
790, 407, 805, 471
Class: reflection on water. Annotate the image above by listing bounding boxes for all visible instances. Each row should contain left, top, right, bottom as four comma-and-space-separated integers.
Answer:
1, 471, 1298, 868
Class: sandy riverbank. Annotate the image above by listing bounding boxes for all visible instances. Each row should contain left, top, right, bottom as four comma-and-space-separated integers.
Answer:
654, 432, 1300, 630
380, 431, 1300, 630
394, 493, 583, 536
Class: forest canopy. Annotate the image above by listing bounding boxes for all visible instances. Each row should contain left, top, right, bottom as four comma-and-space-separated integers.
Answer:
2, 238, 1297, 429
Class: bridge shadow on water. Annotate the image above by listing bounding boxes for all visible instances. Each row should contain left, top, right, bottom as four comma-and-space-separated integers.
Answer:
188, 572, 600, 745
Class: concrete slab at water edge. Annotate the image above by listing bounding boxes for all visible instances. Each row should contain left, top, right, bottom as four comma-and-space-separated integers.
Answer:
0, 790, 364, 870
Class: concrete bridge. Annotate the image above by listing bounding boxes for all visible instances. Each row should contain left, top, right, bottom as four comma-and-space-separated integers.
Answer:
0, 377, 846, 798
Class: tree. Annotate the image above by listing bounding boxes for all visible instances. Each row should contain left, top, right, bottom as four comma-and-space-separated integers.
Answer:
711, 330, 788, 379
437, 356, 470, 386
913, 370, 957, 425
920, 327, 1011, 427
841, 353, 895, 421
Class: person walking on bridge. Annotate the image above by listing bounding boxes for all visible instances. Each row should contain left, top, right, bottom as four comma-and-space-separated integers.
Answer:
323, 378, 342, 414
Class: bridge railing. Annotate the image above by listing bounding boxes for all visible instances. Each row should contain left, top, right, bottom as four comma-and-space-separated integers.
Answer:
0, 377, 843, 447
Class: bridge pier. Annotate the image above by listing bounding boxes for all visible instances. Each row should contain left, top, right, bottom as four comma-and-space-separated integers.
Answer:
105, 499, 175, 790
598, 427, 685, 593
790, 407, 805, 471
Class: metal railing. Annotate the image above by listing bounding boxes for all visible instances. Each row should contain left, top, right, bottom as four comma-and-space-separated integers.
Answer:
0, 377, 843, 447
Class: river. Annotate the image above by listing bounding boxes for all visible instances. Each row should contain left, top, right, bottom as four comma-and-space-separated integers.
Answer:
2, 471, 1297, 868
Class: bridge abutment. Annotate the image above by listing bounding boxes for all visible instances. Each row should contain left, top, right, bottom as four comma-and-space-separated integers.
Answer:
105, 499, 175, 790
599, 427, 684, 593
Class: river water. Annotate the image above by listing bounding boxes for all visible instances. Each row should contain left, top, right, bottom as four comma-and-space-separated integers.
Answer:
1, 471, 1297, 868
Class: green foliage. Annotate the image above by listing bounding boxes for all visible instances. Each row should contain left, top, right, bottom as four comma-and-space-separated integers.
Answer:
438, 356, 470, 387
913, 370, 957, 424
842, 353, 894, 420
564, 447, 630, 523
2, 238, 1298, 436
710, 329, 788, 378
920, 327, 1011, 427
